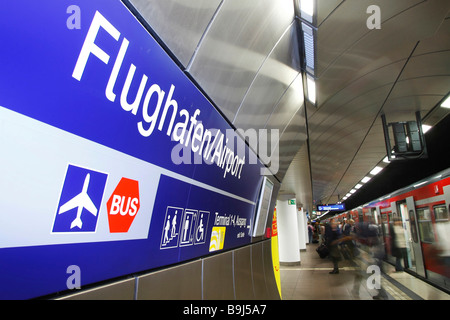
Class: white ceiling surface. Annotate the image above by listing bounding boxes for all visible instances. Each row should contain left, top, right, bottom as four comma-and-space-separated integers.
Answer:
129, 0, 450, 214
304, 0, 450, 209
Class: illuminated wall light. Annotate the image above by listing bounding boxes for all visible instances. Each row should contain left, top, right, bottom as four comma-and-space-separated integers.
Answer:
383, 156, 390, 163
370, 166, 383, 175
306, 76, 316, 104
384, 153, 397, 162
441, 95, 450, 109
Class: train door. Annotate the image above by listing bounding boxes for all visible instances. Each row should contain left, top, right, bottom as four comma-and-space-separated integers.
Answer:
396, 201, 414, 271
377, 206, 388, 248
389, 202, 400, 263
375, 206, 384, 232
405, 197, 426, 277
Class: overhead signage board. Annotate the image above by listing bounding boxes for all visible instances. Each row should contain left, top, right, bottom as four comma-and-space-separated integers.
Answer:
0, 0, 266, 299
317, 204, 346, 211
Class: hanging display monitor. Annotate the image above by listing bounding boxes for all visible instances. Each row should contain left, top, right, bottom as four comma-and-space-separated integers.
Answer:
252, 177, 275, 237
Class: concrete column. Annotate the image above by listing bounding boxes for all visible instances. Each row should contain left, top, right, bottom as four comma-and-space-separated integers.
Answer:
276, 198, 300, 265
298, 208, 307, 251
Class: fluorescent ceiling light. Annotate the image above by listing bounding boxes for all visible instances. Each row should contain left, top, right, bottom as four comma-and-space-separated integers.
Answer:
346, 193, 352, 198
302, 22, 315, 71
370, 166, 383, 176
383, 154, 397, 163
350, 189, 356, 194
306, 76, 316, 104
355, 184, 363, 189
441, 95, 450, 109
384, 152, 396, 162
300, 0, 314, 17
361, 176, 371, 183
422, 124, 432, 133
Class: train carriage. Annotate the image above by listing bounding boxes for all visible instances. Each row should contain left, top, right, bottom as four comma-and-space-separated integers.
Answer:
342, 168, 450, 291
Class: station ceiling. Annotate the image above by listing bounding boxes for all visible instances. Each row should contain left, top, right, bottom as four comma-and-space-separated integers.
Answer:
280, 0, 450, 213
129, 0, 450, 214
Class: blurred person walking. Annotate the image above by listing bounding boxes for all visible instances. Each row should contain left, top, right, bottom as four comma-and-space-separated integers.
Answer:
325, 221, 342, 274
390, 218, 407, 271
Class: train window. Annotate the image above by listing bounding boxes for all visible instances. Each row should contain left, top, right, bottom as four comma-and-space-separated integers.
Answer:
434, 204, 449, 222
417, 207, 434, 243
417, 207, 431, 220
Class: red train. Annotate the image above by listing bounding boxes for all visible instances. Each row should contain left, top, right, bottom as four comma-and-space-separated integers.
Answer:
336, 168, 450, 291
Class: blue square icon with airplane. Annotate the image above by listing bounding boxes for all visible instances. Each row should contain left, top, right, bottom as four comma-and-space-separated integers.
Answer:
52, 165, 108, 233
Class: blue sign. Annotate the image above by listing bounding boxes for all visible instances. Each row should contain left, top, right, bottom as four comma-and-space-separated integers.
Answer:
160, 206, 184, 249
0, 0, 266, 299
317, 204, 346, 211
53, 165, 108, 233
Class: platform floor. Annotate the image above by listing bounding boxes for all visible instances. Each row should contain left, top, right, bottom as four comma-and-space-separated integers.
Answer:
280, 243, 450, 300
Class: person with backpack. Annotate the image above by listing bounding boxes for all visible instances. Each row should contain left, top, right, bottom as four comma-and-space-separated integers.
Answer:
318, 222, 325, 245
307, 222, 314, 244
341, 219, 357, 259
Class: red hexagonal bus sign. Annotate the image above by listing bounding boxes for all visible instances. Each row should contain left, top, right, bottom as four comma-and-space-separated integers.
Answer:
106, 177, 140, 233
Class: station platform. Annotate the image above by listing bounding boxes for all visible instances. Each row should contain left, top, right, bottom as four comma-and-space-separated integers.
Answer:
280, 243, 450, 300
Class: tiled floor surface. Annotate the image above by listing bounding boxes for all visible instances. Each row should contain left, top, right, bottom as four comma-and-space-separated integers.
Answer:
280, 243, 450, 300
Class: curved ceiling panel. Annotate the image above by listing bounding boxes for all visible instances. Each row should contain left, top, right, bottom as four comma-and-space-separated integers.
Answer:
129, 0, 222, 67
264, 74, 307, 180
266, 74, 304, 133
315, 0, 441, 78
233, 22, 301, 130
187, 0, 295, 121
272, 107, 308, 181
316, 0, 343, 27
286, 0, 450, 206
279, 143, 312, 212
